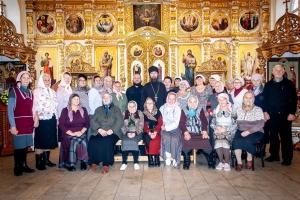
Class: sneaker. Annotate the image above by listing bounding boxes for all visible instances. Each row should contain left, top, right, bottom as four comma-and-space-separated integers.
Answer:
165, 158, 171, 166
172, 160, 177, 167
224, 163, 231, 171
216, 162, 223, 170
134, 163, 140, 170
120, 164, 127, 171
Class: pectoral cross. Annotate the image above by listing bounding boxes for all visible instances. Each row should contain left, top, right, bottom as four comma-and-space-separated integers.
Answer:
154, 95, 158, 102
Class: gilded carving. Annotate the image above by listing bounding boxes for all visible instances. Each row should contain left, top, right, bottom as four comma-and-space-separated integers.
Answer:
161, 4, 170, 34
232, 42, 239, 77
124, 4, 133, 34
210, 39, 231, 56
203, 43, 211, 62
58, 45, 65, 74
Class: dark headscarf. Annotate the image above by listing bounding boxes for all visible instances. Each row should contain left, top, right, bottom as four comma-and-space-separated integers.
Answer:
102, 92, 114, 115
143, 97, 159, 121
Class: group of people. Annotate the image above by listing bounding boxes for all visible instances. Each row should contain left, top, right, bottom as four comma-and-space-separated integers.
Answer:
7, 64, 297, 176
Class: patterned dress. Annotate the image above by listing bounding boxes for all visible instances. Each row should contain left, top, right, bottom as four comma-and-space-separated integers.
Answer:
210, 110, 237, 149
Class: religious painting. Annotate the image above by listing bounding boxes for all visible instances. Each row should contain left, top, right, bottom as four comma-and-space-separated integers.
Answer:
240, 10, 259, 31
133, 4, 161, 31
95, 47, 117, 79
152, 44, 165, 57
179, 12, 199, 32
37, 48, 58, 82
239, 44, 259, 79
153, 60, 165, 82
181, 48, 198, 85
210, 12, 230, 32
65, 14, 85, 34
131, 60, 144, 80
36, 14, 55, 34
96, 14, 114, 34
212, 54, 229, 71
267, 57, 300, 89
0, 61, 26, 90
130, 45, 143, 57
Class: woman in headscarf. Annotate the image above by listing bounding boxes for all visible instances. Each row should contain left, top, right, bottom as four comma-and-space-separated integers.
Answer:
176, 80, 191, 109
190, 74, 213, 111
230, 77, 248, 111
120, 101, 144, 171
179, 95, 213, 170
210, 93, 237, 171
59, 94, 90, 171
88, 92, 123, 174
143, 97, 162, 167
33, 74, 58, 170
159, 92, 182, 168
233, 92, 264, 171
57, 72, 72, 144
249, 74, 268, 158
88, 75, 103, 140
102, 76, 113, 93
73, 74, 90, 116
226, 79, 234, 93
112, 81, 128, 113
8, 71, 37, 176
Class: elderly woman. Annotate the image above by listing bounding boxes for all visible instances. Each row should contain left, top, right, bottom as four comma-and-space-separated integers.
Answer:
102, 76, 113, 93
249, 74, 268, 157
88, 92, 123, 174
57, 72, 72, 143
8, 71, 37, 176
112, 81, 128, 113
191, 74, 213, 111
230, 77, 248, 111
59, 94, 90, 171
176, 80, 191, 109
73, 74, 90, 115
233, 92, 265, 171
226, 79, 234, 93
211, 93, 237, 171
143, 97, 162, 167
160, 92, 182, 168
120, 101, 144, 171
33, 74, 58, 170
179, 95, 213, 170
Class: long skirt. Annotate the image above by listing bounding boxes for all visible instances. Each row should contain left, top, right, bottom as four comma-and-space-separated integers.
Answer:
34, 115, 58, 149
143, 132, 161, 155
182, 134, 212, 150
160, 127, 182, 164
232, 130, 263, 155
121, 133, 143, 151
214, 131, 235, 149
59, 134, 89, 168
88, 134, 119, 166
13, 134, 33, 150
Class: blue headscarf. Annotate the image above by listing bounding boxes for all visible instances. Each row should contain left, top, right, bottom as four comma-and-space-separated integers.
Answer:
187, 95, 199, 117
102, 92, 114, 115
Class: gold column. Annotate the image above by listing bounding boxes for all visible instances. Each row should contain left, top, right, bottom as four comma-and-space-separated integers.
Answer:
202, 9, 210, 36
203, 43, 211, 62
262, 0, 270, 43
58, 45, 65, 74
170, 44, 177, 77
29, 61, 36, 90
170, 1, 177, 36
119, 45, 126, 88
26, 12, 34, 47
162, 3, 170, 34
84, 8, 92, 42
117, 1, 124, 36
231, 7, 239, 36
231, 40, 239, 78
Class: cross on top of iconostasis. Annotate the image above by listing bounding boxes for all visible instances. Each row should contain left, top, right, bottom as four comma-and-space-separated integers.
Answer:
283, 0, 291, 11
0, 1, 6, 16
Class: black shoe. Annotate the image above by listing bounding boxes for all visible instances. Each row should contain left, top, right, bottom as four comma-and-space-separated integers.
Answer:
182, 151, 191, 170
67, 166, 76, 171
43, 151, 56, 167
81, 161, 87, 170
35, 154, 46, 170
203, 151, 215, 170
20, 162, 35, 173
14, 163, 22, 176
148, 155, 154, 168
281, 160, 291, 166
154, 155, 160, 167
265, 156, 280, 162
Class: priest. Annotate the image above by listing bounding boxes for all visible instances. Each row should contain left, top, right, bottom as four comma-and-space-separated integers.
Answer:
140, 66, 167, 110
126, 73, 144, 109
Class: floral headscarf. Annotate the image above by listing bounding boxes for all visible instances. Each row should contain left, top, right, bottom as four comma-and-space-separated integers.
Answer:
58, 72, 72, 95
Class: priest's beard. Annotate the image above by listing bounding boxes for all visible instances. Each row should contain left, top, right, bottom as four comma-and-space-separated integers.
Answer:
150, 77, 158, 82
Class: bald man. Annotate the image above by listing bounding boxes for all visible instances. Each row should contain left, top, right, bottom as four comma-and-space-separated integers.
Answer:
262, 65, 297, 166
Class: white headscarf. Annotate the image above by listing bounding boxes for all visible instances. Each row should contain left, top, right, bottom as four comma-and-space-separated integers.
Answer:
58, 72, 72, 95
38, 73, 53, 98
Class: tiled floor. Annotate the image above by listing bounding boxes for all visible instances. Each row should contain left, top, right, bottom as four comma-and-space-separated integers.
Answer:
1, 147, 300, 200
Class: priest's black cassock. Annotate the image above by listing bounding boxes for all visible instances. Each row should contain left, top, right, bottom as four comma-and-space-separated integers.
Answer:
126, 83, 144, 110
140, 81, 167, 110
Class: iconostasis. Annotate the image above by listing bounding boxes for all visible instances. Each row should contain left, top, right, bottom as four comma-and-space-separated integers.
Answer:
27, 0, 268, 88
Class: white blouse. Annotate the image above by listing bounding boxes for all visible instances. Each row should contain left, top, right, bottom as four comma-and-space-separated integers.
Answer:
159, 105, 181, 131
33, 87, 58, 120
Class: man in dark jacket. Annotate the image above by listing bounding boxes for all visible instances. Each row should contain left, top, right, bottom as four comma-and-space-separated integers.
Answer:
263, 65, 297, 166
126, 74, 144, 109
